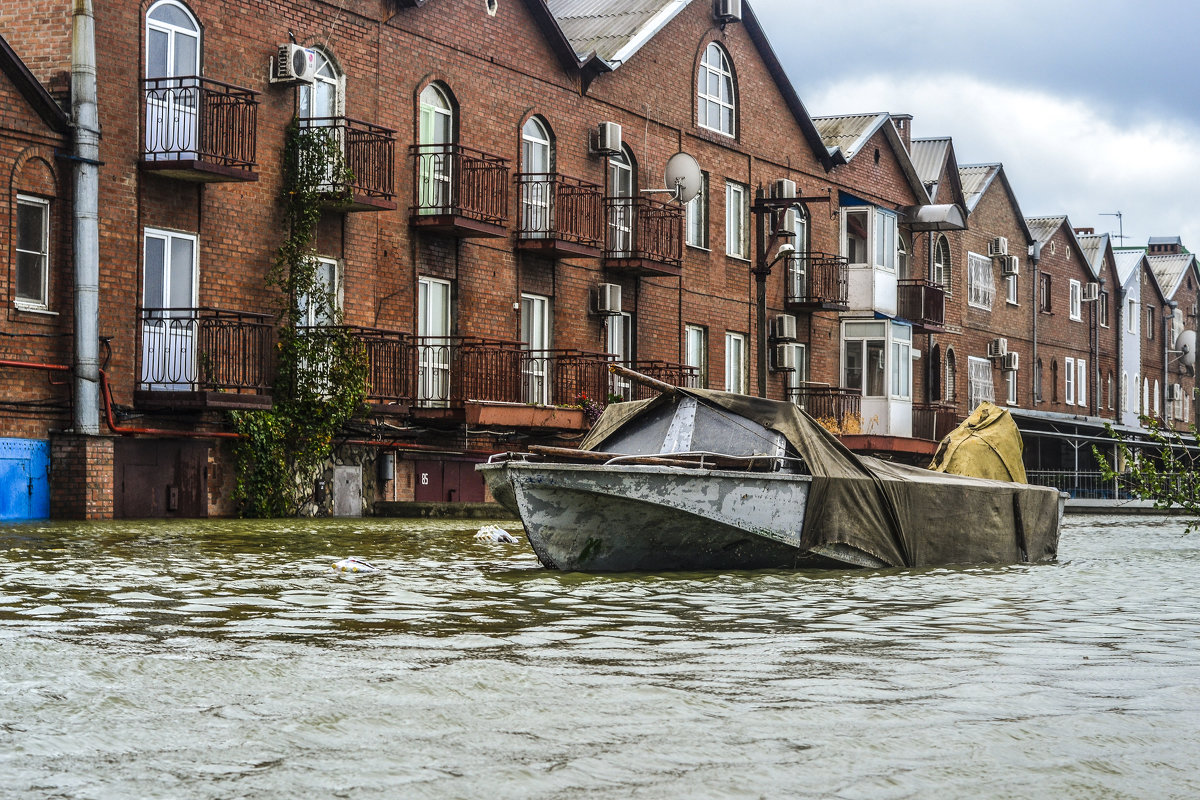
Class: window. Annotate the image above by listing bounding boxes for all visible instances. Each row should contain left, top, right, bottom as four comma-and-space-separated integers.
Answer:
417, 277, 452, 406
607, 312, 633, 399
144, 1, 201, 158
843, 208, 870, 265
1065, 357, 1075, 405
1039, 274, 1052, 312
1069, 279, 1082, 321
875, 210, 897, 272
1127, 298, 1138, 334
1146, 306, 1156, 340
1154, 379, 1160, 416
417, 83, 454, 213
520, 116, 554, 234
1099, 291, 1110, 327
944, 349, 957, 402
726, 181, 748, 259
697, 42, 735, 137
607, 146, 635, 255
725, 332, 746, 393
783, 343, 809, 399
141, 228, 197, 390
785, 206, 811, 301
891, 325, 911, 400
843, 321, 887, 398
15, 196, 50, 309
1035, 358, 1044, 403
685, 324, 708, 387
933, 235, 951, 292
897, 233, 910, 280
967, 356, 994, 410
967, 252, 994, 310
1076, 358, 1087, 407
298, 257, 340, 327
521, 293, 551, 405
686, 172, 709, 249
1051, 360, 1059, 402
1005, 266, 1018, 305
1108, 372, 1114, 410
1006, 369, 1018, 405
841, 206, 896, 270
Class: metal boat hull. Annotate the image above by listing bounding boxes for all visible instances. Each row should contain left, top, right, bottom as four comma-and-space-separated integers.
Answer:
479, 462, 880, 571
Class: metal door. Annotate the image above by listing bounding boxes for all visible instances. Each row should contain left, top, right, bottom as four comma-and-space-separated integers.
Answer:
0, 439, 50, 521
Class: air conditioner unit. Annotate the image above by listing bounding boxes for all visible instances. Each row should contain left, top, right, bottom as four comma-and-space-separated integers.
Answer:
1082, 282, 1100, 302
771, 343, 797, 372
770, 313, 797, 342
714, 0, 743, 23
988, 236, 1009, 257
592, 283, 621, 315
271, 43, 318, 84
1168, 383, 1182, 402
591, 122, 622, 156
1000, 255, 1020, 276
770, 178, 797, 200
987, 337, 1008, 359
1001, 351, 1019, 372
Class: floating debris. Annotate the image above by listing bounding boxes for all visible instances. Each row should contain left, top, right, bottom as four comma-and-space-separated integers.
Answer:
331, 557, 379, 573
474, 524, 516, 544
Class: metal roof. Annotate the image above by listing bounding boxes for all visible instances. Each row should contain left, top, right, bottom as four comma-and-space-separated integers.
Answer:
1075, 232, 1109, 276
1147, 252, 1197, 299
547, 0, 692, 64
909, 138, 950, 187
957, 164, 1000, 213
1113, 249, 1146, 288
1025, 215, 1069, 247
1148, 235, 1182, 247
811, 113, 890, 160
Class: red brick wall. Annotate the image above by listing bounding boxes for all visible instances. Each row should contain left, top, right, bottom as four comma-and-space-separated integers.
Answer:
50, 433, 114, 518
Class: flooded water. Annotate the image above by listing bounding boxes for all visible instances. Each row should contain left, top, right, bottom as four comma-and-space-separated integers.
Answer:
2, 514, 1199, 799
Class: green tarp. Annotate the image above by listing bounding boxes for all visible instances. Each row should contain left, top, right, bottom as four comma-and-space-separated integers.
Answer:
581, 389, 1061, 568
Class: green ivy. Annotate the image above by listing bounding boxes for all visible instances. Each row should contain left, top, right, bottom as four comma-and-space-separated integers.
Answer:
229, 118, 367, 517
1095, 417, 1200, 530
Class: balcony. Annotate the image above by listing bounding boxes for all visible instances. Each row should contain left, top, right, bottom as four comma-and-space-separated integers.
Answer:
307, 325, 410, 410
897, 278, 946, 332
135, 307, 274, 410
785, 251, 849, 311
296, 117, 396, 211
603, 197, 684, 277
410, 144, 510, 237
608, 359, 700, 401
912, 402, 960, 441
515, 174, 604, 258
786, 385, 862, 433
141, 77, 259, 182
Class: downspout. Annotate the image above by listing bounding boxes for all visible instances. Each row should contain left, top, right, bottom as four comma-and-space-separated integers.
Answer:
1115, 285, 1124, 422
1030, 242, 1042, 405
1165, 301, 1176, 425
72, 0, 101, 434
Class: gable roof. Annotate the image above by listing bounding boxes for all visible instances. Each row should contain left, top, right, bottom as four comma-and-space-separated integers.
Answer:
952, 162, 1032, 243
811, 113, 929, 203
1114, 249, 1147, 290
1147, 252, 1197, 299
1075, 232, 1111, 281
1026, 215, 1097, 275
909, 137, 949, 190
546, 0, 836, 169
0, 34, 69, 133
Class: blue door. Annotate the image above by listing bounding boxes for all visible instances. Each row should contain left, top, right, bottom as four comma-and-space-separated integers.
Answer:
0, 439, 51, 520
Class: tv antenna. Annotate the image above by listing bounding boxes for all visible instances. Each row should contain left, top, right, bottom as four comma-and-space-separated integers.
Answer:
641, 152, 702, 204
1099, 211, 1128, 243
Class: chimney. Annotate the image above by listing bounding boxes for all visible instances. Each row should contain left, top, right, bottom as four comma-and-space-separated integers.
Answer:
890, 114, 912, 152
1074, 227, 1095, 235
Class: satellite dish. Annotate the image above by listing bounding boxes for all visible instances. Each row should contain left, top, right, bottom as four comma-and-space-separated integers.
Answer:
663, 152, 702, 204
1176, 329, 1196, 367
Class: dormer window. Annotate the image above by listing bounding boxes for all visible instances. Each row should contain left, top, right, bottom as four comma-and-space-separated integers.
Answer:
697, 43, 735, 137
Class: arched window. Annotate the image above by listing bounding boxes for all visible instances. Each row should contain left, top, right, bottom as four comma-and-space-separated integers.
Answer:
520, 116, 553, 233
897, 233, 910, 280
416, 83, 455, 213
944, 348, 956, 403
606, 146, 636, 255
145, 1, 200, 157
1051, 360, 1059, 402
929, 344, 942, 402
933, 234, 951, 291
1107, 371, 1114, 410
1035, 358, 1044, 402
1121, 372, 1128, 414
697, 43, 735, 137
300, 50, 342, 121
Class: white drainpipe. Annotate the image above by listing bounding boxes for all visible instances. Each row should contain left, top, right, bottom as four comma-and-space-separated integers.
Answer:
71, 0, 100, 434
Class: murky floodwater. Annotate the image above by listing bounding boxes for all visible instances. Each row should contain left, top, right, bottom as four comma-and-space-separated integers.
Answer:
2, 515, 1199, 799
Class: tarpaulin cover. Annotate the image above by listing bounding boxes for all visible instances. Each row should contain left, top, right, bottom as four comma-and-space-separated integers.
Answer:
928, 401, 1028, 482
580, 388, 1060, 567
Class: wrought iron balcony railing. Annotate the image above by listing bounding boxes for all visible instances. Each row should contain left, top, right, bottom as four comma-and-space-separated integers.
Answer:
607, 359, 700, 401
516, 173, 604, 253
786, 385, 862, 431
410, 144, 510, 233
297, 117, 396, 209
142, 76, 259, 180
604, 197, 684, 272
898, 278, 946, 331
912, 402, 960, 441
785, 251, 849, 309
138, 307, 274, 393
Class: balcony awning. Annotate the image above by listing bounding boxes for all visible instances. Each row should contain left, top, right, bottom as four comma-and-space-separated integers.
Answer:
900, 203, 966, 231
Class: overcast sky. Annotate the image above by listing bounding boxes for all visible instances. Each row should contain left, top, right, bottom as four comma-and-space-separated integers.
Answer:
752, 0, 1200, 250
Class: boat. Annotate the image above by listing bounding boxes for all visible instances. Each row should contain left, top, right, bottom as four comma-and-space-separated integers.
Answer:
477, 368, 1064, 572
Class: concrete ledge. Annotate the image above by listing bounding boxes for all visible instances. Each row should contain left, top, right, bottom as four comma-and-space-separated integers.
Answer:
374, 501, 517, 519
1064, 499, 1193, 515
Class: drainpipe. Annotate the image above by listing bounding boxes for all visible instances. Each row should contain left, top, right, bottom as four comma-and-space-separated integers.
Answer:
1165, 301, 1176, 425
1115, 286, 1124, 422
1030, 242, 1042, 405
72, 0, 101, 434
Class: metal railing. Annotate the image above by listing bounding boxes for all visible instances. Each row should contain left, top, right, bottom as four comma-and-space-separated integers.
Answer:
138, 307, 274, 392
1026, 470, 1134, 500
302, 325, 408, 404
898, 278, 946, 329
297, 117, 396, 202
142, 76, 259, 170
912, 402, 960, 441
786, 385, 862, 430
410, 143, 510, 224
604, 196, 684, 266
607, 360, 700, 401
516, 173, 604, 246
785, 251, 849, 307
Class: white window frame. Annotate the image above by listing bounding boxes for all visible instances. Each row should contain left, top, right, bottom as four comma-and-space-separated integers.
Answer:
890, 324, 911, 400
417, 276, 452, 407
967, 251, 994, 310
298, 256, 341, 327
724, 332, 746, 394
520, 116, 553, 234
685, 324, 707, 386
1065, 356, 1075, 405
842, 320, 888, 398
697, 42, 735, 137
1076, 358, 1087, 407
967, 356, 994, 410
15, 195, 50, 310
933, 235, 951, 293
841, 207, 871, 268
606, 311, 633, 400
783, 342, 809, 398
1005, 269, 1019, 305
874, 209, 897, 272
521, 292, 552, 405
1006, 368, 1018, 405
725, 181, 748, 260
686, 172, 710, 250
1099, 291, 1109, 327
1127, 298, 1138, 334
1069, 279, 1082, 321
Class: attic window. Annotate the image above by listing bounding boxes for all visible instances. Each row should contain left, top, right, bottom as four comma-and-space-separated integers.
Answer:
485, 0, 497, 15
697, 43, 735, 137
873, 148, 880, 165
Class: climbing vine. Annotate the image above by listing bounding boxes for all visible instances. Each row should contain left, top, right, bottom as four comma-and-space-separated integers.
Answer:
229, 118, 367, 517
